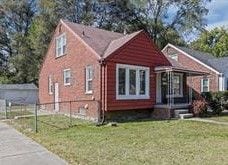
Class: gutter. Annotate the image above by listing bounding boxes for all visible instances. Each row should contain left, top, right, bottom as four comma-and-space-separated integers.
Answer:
98, 58, 106, 125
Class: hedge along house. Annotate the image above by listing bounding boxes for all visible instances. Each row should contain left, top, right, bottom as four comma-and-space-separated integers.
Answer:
39, 20, 206, 121
162, 44, 228, 96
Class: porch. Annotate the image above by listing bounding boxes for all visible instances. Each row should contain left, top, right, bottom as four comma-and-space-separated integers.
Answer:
153, 65, 208, 119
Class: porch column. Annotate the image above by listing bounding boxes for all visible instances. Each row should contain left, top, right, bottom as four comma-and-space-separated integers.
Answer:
167, 71, 173, 109
188, 73, 193, 104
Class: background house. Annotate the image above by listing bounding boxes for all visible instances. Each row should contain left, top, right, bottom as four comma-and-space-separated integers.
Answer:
162, 44, 228, 96
0, 84, 38, 104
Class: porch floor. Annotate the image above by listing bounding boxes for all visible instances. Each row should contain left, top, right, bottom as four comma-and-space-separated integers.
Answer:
154, 103, 190, 109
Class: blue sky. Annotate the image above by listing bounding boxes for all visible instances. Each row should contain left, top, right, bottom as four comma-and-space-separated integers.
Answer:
206, 0, 228, 30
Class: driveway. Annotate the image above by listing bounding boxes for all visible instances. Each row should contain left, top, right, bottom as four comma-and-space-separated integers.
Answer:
0, 122, 67, 165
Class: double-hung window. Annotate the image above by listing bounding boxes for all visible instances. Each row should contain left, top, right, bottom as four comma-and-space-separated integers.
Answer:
56, 33, 66, 57
63, 69, 71, 86
48, 75, 53, 95
201, 78, 209, 92
86, 66, 93, 94
116, 64, 150, 100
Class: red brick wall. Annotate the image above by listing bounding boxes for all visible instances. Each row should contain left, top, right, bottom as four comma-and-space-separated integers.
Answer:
39, 23, 101, 119
105, 32, 171, 111
163, 46, 219, 95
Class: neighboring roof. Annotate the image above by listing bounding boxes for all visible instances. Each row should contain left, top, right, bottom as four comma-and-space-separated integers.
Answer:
208, 57, 228, 77
163, 44, 224, 74
155, 57, 208, 76
0, 84, 38, 90
62, 20, 142, 58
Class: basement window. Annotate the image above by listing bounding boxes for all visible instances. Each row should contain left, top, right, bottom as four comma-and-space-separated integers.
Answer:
116, 64, 150, 100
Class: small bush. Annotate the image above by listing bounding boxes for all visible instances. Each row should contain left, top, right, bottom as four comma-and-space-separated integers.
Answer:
201, 92, 224, 115
191, 100, 207, 117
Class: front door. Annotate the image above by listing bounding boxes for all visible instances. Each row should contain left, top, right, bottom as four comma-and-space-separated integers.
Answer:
54, 83, 59, 112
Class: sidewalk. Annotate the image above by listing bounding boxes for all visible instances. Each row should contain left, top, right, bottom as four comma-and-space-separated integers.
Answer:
0, 122, 67, 165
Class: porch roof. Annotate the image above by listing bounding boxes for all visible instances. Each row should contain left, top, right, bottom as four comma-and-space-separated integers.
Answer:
155, 58, 208, 76
154, 66, 208, 76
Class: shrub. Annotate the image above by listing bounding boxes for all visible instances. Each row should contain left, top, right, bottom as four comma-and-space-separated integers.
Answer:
191, 100, 207, 117
201, 92, 224, 115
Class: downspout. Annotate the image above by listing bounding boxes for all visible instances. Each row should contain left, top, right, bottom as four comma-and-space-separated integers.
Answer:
98, 58, 106, 125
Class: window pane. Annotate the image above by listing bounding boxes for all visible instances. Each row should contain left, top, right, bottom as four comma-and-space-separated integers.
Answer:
118, 68, 126, 95
129, 69, 136, 95
64, 70, 71, 85
203, 79, 208, 86
173, 75, 181, 95
88, 81, 92, 91
139, 70, 146, 95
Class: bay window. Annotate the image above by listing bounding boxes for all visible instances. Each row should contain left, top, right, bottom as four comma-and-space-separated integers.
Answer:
116, 64, 150, 100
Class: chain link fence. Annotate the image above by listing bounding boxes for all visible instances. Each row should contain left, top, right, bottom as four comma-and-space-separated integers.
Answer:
0, 99, 100, 133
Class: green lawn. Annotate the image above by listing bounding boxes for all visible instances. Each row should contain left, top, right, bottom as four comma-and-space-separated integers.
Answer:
205, 115, 228, 123
7, 115, 228, 165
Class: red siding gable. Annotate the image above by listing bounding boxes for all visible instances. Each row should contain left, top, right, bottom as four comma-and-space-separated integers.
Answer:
105, 32, 170, 111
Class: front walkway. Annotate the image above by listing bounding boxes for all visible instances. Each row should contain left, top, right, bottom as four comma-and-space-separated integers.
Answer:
187, 118, 228, 126
0, 122, 67, 165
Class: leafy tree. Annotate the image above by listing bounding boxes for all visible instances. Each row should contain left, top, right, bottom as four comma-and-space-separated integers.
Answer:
0, 0, 36, 83
191, 27, 228, 57
96, 0, 211, 48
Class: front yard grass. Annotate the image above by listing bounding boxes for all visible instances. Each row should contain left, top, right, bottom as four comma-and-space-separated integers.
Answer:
7, 115, 228, 165
205, 115, 228, 123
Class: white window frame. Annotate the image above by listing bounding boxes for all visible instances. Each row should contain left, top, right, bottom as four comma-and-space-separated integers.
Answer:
201, 78, 210, 92
85, 65, 93, 94
63, 69, 71, 86
166, 73, 183, 98
116, 64, 150, 100
56, 33, 66, 57
48, 75, 53, 95
169, 54, 178, 61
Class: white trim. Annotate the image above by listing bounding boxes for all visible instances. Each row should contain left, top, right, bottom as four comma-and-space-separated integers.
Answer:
48, 75, 53, 95
85, 65, 93, 94
116, 64, 150, 100
56, 33, 67, 57
63, 69, 71, 86
201, 78, 210, 92
162, 43, 221, 74
219, 75, 225, 91
60, 19, 101, 59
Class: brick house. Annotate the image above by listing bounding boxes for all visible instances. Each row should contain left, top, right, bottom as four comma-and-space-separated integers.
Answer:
162, 44, 228, 97
39, 20, 206, 121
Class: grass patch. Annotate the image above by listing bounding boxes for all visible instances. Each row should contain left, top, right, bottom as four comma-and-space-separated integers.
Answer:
7, 115, 228, 165
205, 115, 228, 123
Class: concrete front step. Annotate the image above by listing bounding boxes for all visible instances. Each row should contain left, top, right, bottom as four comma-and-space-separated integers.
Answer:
174, 109, 189, 118
179, 113, 193, 119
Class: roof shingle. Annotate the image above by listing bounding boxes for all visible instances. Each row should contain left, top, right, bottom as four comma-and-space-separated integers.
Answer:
62, 20, 142, 58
